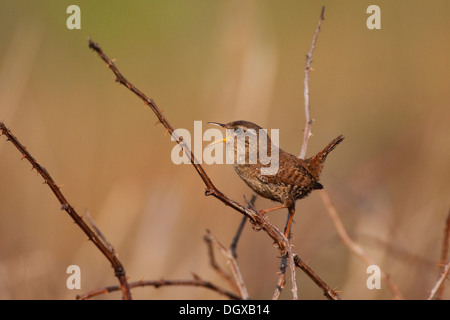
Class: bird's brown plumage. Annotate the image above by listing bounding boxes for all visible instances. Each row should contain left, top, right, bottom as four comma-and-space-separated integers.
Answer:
209, 120, 344, 236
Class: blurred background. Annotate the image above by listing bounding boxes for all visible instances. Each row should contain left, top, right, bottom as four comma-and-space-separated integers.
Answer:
0, 0, 449, 300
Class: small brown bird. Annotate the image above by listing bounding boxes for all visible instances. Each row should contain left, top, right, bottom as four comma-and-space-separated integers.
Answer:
209, 120, 344, 238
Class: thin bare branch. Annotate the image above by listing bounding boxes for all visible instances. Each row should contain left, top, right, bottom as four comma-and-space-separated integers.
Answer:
435, 209, 450, 299
273, 207, 296, 300
77, 275, 241, 300
0, 121, 131, 300
204, 231, 240, 294
230, 194, 256, 259
441, 210, 450, 265
299, 5, 325, 159
273, 6, 327, 300
230, 216, 247, 259
284, 233, 299, 300
272, 256, 288, 300
204, 195, 255, 295
428, 261, 450, 300
244, 196, 297, 300
205, 230, 249, 299
295, 6, 403, 300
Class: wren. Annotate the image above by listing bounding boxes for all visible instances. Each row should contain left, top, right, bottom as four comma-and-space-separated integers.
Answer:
209, 120, 344, 238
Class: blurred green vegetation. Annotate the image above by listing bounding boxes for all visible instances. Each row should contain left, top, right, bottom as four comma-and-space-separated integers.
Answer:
0, 1, 449, 299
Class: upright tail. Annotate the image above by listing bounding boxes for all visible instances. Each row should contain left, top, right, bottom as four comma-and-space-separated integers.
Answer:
306, 135, 344, 179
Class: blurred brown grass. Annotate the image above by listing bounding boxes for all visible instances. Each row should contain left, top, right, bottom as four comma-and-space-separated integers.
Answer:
0, 1, 449, 299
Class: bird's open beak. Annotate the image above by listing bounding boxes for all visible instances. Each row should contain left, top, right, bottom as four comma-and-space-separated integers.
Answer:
207, 122, 225, 128
207, 122, 230, 147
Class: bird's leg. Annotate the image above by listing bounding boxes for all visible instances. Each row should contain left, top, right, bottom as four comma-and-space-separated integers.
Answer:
259, 203, 295, 239
284, 206, 295, 239
258, 204, 288, 215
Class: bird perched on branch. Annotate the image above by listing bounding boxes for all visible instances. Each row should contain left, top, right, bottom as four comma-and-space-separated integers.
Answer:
209, 120, 344, 238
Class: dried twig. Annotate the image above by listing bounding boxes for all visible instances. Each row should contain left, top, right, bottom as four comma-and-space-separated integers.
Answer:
299, 5, 325, 160
272, 209, 295, 300
283, 229, 299, 300
296, 6, 403, 300
434, 209, 450, 299
206, 194, 253, 294
272, 255, 288, 300
244, 195, 298, 300
230, 216, 247, 259
0, 122, 132, 300
205, 230, 249, 299
273, 5, 327, 300
440, 210, 450, 266
88, 39, 339, 300
204, 232, 240, 295
230, 194, 256, 259
245, 197, 298, 300
77, 274, 241, 300
427, 261, 450, 300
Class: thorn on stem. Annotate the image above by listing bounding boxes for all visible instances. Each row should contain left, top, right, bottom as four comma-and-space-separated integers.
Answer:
191, 272, 201, 281
250, 221, 263, 232
88, 38, 99, 50
320, 5, 326, 20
